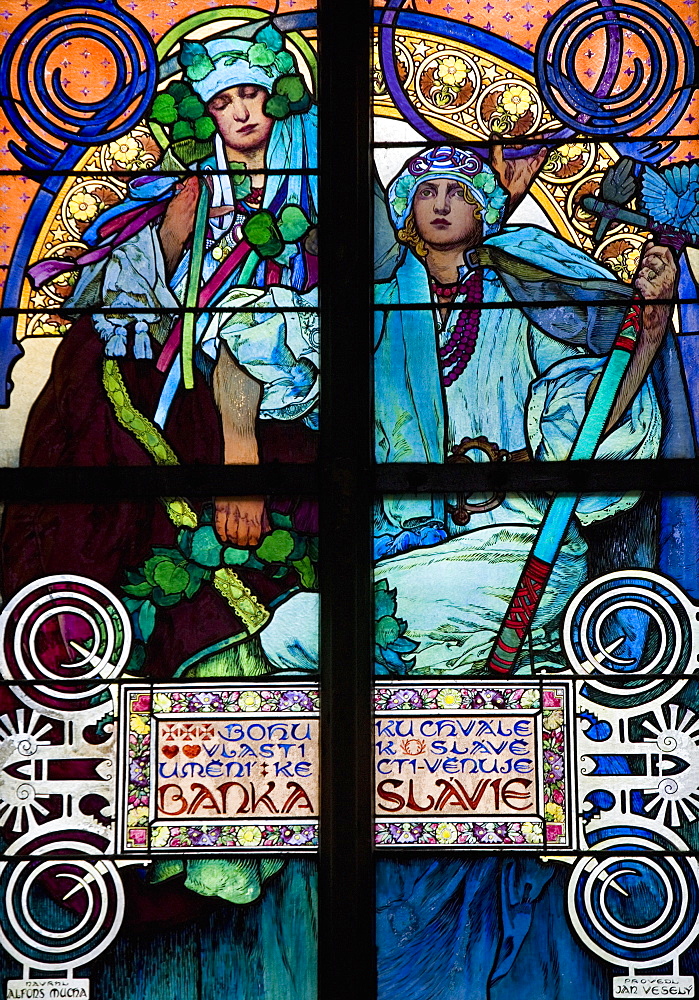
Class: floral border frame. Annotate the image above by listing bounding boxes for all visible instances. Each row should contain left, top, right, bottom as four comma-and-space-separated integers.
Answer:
120, 683, 320, 853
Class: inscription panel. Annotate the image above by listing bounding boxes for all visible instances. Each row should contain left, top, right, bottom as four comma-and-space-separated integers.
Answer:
120, 684, 320, 853
374, 682, 572, 848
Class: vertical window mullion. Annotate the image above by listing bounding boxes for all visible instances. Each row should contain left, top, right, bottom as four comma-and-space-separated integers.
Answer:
318, 0, 376, 996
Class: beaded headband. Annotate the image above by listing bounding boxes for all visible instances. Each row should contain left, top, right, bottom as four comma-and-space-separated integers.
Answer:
387, 145, 508, 238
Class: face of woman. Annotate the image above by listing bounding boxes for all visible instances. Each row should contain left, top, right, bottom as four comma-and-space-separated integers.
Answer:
412, 179, 481, 250
207, 85, 275, 155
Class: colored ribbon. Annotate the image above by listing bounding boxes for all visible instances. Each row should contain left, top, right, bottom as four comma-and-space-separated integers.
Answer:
181, 181, 211, 390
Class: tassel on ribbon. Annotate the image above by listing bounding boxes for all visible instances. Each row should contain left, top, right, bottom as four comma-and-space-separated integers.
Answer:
105, 326, 128, 357
133, 321, 153, 359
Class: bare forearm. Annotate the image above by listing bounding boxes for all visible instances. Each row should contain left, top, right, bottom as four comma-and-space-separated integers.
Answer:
212, 347, 267, 544
213, 345, 261, 464
601, 243, 676, 434
605, 303, 671, 432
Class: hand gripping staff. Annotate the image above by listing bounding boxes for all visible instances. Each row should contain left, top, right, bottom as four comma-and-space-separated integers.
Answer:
486, 158, 699, 675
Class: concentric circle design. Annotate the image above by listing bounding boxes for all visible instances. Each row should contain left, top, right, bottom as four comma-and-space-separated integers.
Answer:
0, 838, 124, 971
562, 571, 696, 701
535, 0, 695, 136
0, 575, 131, 712
0, 0, 157, 155
568, 849, 699, 967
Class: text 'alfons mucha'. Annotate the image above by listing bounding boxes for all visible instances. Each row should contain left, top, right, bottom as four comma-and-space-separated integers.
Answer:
0, 0, 318, 471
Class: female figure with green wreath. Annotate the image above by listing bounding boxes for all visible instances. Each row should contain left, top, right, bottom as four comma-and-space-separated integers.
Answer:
23, 20, 319, 547
1, 18, 321, 965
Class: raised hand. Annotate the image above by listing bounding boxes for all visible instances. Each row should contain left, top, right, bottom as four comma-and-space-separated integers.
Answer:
605, 241, 677, 431
490, 142, 549, 212
634, 242, 677, 353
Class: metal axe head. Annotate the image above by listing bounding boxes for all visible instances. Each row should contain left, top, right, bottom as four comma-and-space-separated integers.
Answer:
592, 157, 639, 243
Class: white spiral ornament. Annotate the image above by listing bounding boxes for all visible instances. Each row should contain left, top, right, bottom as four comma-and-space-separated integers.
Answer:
0, 829, 125, 971
0, 576, 132, 713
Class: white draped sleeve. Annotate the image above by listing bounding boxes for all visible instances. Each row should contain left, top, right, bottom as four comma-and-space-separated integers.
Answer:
68, 225, 180, 350
203, 285, 319, 426
526, 352, 662, 523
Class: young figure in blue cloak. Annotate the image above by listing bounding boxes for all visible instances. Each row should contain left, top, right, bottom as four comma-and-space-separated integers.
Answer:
261, 144, 677, 678
369, 144, 676, 675
367, 147, 681, 1000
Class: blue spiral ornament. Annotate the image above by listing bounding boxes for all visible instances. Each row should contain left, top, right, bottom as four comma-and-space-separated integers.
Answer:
562, 570, 699, 704
0, 0, 158, 407
536, 0, 696, 136
0, 0, 157, 169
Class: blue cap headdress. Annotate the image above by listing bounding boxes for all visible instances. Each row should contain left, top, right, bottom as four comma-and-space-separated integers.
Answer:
388, 146, 508, 238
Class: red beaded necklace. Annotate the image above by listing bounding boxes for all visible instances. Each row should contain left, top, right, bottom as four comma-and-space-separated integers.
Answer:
430, 278, 462, 299
436, 269, 483, 387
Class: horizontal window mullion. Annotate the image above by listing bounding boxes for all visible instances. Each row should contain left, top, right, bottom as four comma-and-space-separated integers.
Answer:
374, 458, 699, 495
0, 464, 321, 501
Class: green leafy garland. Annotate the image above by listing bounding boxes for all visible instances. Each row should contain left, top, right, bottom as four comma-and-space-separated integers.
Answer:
149, 24, 312, 169
121, 506, 317, 673
149, 80, 218, 168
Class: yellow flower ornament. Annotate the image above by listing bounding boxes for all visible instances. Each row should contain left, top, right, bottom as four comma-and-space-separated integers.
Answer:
437, 56, 468, 88
557, 143, 584, 162
238, 825, 263, 847
499, 84, 532, 116
108, 135, 142, 166
67, 191, 100, 223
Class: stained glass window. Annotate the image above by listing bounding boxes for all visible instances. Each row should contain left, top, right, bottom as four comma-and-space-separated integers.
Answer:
0, 0, 318, 468
0, 0, 323, 991
0, 498, 319, 996
1, 0, 699, 996
370, 0, 699, 994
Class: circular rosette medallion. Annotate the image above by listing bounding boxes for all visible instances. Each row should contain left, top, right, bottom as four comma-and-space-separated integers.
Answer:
98, 126, 160, 172
0, 830, 124, 971
595, 234, 646, 284
539, 142, 597, 185
562, 570, 698, 704
568, 850, 699, 967
0, 575, 132, 713
417, 49, 480, 115
60, 179, 125, 240
475, 79, 542, 136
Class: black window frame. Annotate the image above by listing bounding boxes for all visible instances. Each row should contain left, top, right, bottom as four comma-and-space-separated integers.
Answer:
1, 1, 699, 996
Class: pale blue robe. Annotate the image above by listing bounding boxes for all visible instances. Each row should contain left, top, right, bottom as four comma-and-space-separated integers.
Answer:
371, 228, 661, 675
261, 226, 661, 676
